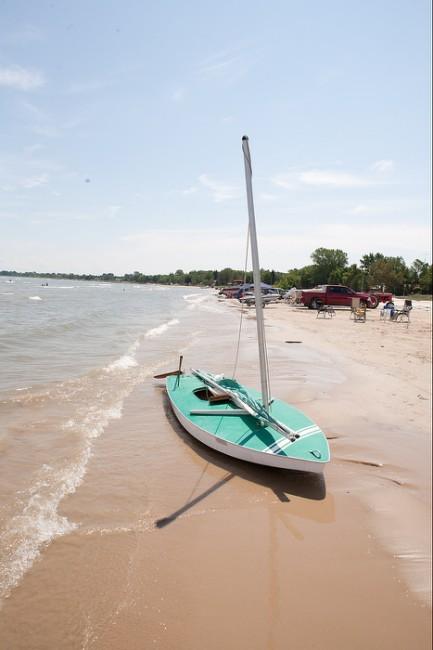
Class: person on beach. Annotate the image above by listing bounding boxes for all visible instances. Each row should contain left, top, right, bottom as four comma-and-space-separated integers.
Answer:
383, 299, 395, 318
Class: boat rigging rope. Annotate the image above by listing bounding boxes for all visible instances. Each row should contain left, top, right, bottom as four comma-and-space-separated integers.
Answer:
232, 224, 250, 379
264, 324, 272, 410
231, 224, 272, 413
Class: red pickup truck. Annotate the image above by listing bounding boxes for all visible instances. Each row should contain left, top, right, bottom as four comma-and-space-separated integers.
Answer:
301, 285, 392, 309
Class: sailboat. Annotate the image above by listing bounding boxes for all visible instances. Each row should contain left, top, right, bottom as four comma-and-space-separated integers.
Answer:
165, 136, 330, 473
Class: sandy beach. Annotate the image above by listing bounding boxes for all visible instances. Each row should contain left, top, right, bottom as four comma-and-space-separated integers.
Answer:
0, 294, 431, 649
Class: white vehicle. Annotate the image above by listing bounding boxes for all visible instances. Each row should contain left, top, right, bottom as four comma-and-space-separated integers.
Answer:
239, 291, 281, 307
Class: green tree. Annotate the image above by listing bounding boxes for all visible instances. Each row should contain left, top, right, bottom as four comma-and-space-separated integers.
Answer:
359, 252, 385, 273
420, 265, 432, 294
299, 265, 317, 288
367, 257, 408, 294
217, 268, 236, 285
311, 248, 348, 284
342, 264, 364, 290
277, 269, 303, 290
409, 259, 432, 293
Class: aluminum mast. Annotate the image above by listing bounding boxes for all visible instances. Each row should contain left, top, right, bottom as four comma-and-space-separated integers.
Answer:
242, 135, 270, 411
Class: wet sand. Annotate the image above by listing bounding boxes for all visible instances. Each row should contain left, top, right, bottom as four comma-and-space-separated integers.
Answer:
0, 298, 431, 649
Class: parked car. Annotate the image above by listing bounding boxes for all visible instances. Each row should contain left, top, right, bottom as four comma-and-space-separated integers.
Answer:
300, 285, 392, 310
239, 291, 281, 307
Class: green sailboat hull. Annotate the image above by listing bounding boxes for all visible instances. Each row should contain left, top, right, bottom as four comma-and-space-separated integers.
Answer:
166, 373, 330, 473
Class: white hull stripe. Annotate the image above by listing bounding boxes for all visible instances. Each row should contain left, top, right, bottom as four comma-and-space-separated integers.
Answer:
264, 436, 293, 454
263, 436, 286, 452
269, 439, 293, 455
264, 425, 322, 455
296, 424, 321, 435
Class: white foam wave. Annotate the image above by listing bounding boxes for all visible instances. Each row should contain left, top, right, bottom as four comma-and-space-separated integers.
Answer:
29, 296, 42, 301
63, 404, 123, 439
0, 345, 199, 602
128, 338, 141, 355
0, 402, 123, 603
81, 516, 155, 537
86, 284, 112, 288
183, 293, 212, 310
105, 355, 138, 372
142, 285, 168, 291
1, 292, 14, 295
145, 318, 179, 338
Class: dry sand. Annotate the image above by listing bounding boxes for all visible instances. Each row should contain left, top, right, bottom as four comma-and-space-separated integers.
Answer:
0, 297, 431, 649
260, 300, 432, 604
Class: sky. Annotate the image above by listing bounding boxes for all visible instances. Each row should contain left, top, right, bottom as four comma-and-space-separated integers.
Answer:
0, 0, 431, 275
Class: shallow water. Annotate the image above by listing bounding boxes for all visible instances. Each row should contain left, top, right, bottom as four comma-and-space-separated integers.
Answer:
0, 278, 235, 602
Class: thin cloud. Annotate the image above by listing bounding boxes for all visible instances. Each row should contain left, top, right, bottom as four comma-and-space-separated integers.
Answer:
31, 125, 61, 138
26, 111, 85, 138
371, 159, 394, 174
197, 46, 250, 83
300, 170, 369, 187
351, 204, 371, 215
182, 186, 197, 196
107, 205, 122, 218
1, 173, 49, 191
0, 150, 64, 194
19, 100, 48, 121
273, 160, 396, 192
199, 56, 239, 77
114, 222, 431, 273
198, 174, 240, 202
21, 174, 49, 189
0, 65, 45, 91
272, 166, 375, 190
259, 192, 277, 201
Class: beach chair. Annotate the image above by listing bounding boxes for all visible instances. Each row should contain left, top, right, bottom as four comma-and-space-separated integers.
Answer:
392, 300, 412, 325
380, 301, 396, 321
353, 304, 367, 322
350, 297, 361, 320
316, 304, 335, 318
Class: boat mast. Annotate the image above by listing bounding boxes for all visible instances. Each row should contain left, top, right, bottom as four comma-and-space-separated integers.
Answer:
242, 135, 270, 411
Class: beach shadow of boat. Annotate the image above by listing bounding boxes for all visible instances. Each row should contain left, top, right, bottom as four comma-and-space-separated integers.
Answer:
156, 391, 327, 529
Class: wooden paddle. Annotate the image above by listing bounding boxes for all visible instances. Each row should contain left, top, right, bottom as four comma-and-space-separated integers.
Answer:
153, 369, 183, 379
154, 355, 184, 379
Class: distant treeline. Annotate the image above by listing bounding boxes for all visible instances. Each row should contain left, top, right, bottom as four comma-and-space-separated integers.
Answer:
1, 248, 432, 295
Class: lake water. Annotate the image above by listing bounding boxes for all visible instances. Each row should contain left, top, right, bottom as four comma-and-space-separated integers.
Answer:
0, 277, 236, 603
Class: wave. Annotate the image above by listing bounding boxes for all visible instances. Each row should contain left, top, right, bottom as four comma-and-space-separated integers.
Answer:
105, 355, 138, 372
29, 296, 42, 301
85, 284, 113, 289
145, 318, 179, 338
183, 293, 221, 313
0, 400, 123, 603
0, 343, 188, 602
